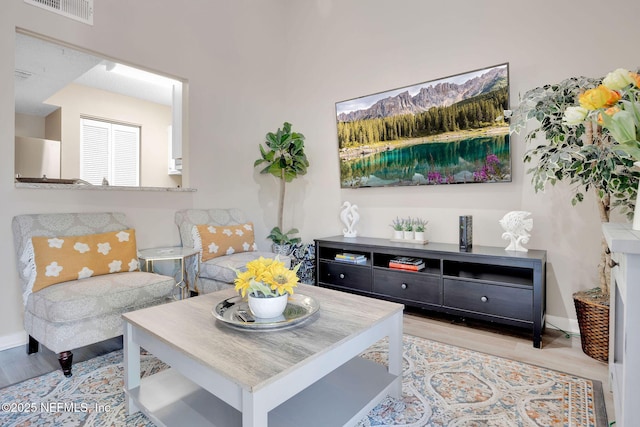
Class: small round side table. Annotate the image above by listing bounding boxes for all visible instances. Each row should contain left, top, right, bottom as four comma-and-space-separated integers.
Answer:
138, 246, 199, 300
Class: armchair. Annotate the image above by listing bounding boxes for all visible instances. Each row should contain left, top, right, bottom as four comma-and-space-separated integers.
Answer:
12, 212, 175, 377
175, 208, 290, 294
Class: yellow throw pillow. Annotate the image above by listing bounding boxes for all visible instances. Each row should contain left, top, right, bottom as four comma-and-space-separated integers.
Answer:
194, 223, 257, 262
31, 229, 139, 292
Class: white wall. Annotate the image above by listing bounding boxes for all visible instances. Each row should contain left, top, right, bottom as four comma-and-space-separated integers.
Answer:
278, 0, 640, 332
0, 0, 286, 346
46, 83, 179, 188
2, 0, 639, 348
15, 112, 44, 138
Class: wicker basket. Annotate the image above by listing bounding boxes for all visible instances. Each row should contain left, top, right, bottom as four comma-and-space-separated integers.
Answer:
573, 290, 609, 362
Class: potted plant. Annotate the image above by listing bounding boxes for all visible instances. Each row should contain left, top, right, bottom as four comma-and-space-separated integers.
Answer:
267, 227, 301, 256
234, 256, 301, 318
390, 217, 404, 239
255, 122, 310, 255
413, 218, 428, 241
402, 217, 414, 240
509, 71, 640, 361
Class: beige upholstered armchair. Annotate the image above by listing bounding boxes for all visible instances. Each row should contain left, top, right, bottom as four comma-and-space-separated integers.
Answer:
175, 208, 290, 294
12, 212, 175, 377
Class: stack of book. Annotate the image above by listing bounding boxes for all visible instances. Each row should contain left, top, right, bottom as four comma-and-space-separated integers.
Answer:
388, 256, 425, 271
334, 253, 367, 264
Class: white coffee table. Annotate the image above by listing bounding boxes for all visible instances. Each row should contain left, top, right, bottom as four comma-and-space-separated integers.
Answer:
122, 284, 404, 427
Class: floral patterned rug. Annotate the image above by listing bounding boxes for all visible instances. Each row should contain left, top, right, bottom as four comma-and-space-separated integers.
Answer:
0, 335, 606, 426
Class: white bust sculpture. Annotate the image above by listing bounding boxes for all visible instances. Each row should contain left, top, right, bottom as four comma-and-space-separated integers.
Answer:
499, 211, 533, 252
340, 201, 359, 237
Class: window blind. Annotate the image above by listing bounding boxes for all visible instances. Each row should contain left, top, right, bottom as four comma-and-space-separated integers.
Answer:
80, 118, 140, 185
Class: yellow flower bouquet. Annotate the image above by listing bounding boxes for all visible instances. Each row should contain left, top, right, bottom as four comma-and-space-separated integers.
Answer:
234, 256, 300, 298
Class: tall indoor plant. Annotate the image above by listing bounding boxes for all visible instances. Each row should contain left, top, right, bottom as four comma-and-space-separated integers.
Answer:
509, 73, 639, 361
255, 122, 310, 253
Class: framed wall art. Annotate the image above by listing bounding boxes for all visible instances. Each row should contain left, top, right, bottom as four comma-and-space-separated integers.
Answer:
336, 63, 510, 188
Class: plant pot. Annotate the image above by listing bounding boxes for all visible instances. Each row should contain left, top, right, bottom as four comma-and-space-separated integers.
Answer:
414, 231, 425, 241
403, 231, 414, 240
392, 230, 403, 239
248, 293, 288, 319
573, 289, 609, 362
272, 243, 293, 257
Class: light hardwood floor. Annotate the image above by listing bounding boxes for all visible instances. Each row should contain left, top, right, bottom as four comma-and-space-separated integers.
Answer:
0, 336, 123, 388
0, 309, 614, 425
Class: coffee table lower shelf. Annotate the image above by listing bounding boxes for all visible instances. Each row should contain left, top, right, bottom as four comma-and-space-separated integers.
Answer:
125, 356, 398, 427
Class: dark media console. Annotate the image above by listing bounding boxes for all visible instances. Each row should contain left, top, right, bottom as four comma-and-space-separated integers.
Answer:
315, 236, 546, 348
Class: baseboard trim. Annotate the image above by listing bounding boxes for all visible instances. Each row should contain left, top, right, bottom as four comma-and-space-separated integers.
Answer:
546, 315, 580, 335
0, 331, 27, 351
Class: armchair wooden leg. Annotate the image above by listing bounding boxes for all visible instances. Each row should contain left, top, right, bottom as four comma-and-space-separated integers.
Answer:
58, 351, 73, 377
27, 335, 39, 354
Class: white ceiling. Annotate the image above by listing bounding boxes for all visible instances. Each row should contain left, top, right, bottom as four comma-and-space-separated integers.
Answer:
14, 33, 176, 117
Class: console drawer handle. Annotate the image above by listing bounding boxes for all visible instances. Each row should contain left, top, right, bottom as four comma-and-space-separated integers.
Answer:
480, 296, 488, 303
339, 273, 345, 279
401, 283, 407, 290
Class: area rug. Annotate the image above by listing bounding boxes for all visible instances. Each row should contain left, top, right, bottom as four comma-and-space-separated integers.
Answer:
0, 335, 606, 427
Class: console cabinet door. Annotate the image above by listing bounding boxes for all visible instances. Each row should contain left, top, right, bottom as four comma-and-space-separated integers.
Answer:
318, 261, 372, 292
443, 279, 533, 322
373, 269, 441, 305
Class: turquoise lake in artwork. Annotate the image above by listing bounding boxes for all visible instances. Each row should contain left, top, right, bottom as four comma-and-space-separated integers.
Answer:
340, 134, 510, 187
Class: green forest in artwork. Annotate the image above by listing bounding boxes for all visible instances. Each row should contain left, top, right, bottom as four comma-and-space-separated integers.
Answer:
337, 87, 508, 148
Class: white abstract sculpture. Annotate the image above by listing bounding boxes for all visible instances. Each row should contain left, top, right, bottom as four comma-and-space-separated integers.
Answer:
499, 211, 533, 252
340, 201, 359, 237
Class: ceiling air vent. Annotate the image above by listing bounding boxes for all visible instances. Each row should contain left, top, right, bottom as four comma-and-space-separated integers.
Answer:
24, 0, 94, 25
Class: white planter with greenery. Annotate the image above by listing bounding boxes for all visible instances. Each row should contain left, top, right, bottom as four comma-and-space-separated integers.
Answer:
402, 217, 414, 240
390, 217, 403, 239
413, 218, 428, 242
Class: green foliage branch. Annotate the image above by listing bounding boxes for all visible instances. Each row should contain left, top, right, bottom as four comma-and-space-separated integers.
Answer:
389, 217, 404, 231
509, 75, 640, 295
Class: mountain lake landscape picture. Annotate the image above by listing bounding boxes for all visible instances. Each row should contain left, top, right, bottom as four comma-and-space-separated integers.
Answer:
336, 63, 511, 188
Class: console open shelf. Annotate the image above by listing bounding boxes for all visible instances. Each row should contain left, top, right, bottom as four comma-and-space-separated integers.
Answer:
443, 260, 534, 288
315, 236, 546, 348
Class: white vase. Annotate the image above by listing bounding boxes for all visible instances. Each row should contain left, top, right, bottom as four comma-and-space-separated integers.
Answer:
414, 231, 425, 241
393, 230, 403, 239
634, 162, 640, 231
404, 231, 414, 240
248, 293, 288, 318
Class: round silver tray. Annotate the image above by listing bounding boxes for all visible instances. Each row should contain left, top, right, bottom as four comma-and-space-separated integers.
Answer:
212, 294, 320, 330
